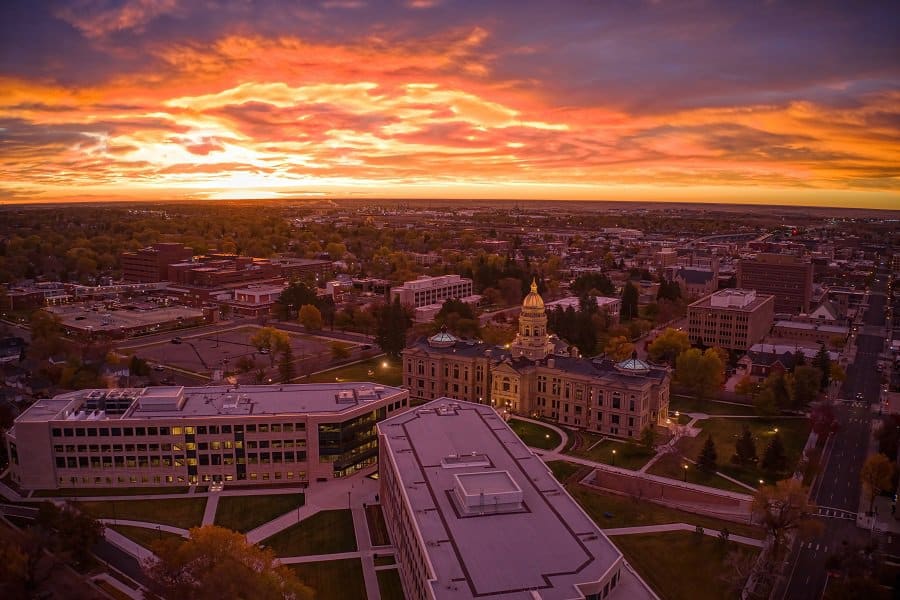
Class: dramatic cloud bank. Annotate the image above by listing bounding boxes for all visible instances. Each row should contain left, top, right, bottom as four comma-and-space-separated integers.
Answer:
1, 0, 898, 206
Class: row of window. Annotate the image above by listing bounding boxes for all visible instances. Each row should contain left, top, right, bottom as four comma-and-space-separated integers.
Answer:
51, 421, 307, 439
54, 450, 309, 469
58, 470, 308, 486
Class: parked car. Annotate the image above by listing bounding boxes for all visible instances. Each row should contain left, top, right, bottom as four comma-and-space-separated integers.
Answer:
259, 347, 270, 355
171, 337, 182, 344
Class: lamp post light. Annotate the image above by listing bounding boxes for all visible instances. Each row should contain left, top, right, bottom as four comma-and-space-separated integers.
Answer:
759, 479, 764, 487
612, 449, 617, 466
682, 464, 688, 482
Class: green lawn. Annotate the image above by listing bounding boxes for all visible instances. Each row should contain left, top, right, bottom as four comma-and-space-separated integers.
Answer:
214, 494, 305, 532
290, 559, 366, 600
33, 486, 189, 498
304, 357, 401, 386
262, 510, 356, 557
566, 437, 654, 470
108, 524, 185, 550
566, 484, 763, 539
669, 396, 758, 416
77, 498, 206, 529
508, 418, 562, 450
678, 417, 811, 486
365, 504, 391, 546
377, 568, 405, 600
546, 460, 583, 483
647, 454, 753, 494
613, 531, 759, 600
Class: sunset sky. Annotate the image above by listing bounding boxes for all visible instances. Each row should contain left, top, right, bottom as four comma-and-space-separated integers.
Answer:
1, 1, 898, 208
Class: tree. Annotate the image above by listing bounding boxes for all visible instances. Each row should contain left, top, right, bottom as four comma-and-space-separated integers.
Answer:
810, 402, 839, 437
604, 336, 634, 361
647, 328, 690, 365
374, 297, 412, 360
752, 479, 821, 559
735, 375, 760, 399
753, 387, 781, 417
830, 362, 846, 385
675, 348, 725, 400
788, 365, 823, 408
35, 502, 103, 569
620, 281, 639, 321
761, 432, 788, 475
860, 453, 895, 514
732, 425, 757, 466
144, 525, 314, 600
697, 435, 718, 472
278, 344, 296, 383
298, 304, 323, 331
435, 299, 480, 339
250, 327, 290, 367
330, 341, 350, 360
639, 425, 655, 452
813, 344, 831, 390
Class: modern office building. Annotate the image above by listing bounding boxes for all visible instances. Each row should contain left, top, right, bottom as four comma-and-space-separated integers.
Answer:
737, 253, 813, 314
120, 243, 194, 283
391, 275, 476, 309
687, 289, 775, 351
378, 398, 655, 600
5, 383, 409, 491
402, 281, 671, 440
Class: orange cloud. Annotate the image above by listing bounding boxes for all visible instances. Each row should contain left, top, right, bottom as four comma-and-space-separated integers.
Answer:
0, 27, 897, 208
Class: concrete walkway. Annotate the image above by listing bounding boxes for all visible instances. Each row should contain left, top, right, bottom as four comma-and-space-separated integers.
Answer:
604, 522, 764, 548
103, 525, 160, 564
201, 493, 219, 525
510, 415, 570, 453
351, 503, 381, 600
99, 518, 189, 536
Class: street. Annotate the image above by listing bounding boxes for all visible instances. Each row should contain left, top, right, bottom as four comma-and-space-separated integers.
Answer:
777, 284, 888, 599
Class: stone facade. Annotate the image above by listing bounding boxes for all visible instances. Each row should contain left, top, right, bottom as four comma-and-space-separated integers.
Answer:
402, 282, 671, 440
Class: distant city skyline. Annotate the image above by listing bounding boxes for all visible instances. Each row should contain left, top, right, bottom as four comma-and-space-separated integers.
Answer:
1, 0, 898, 208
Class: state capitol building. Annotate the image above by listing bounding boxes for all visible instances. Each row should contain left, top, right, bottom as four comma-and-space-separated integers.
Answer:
402, 281, 672, 440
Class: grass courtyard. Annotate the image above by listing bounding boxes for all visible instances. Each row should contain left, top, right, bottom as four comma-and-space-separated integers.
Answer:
262, 509, 356, 557
565, 484, 763, 539
377, 568, 405, 600
289, 559, 366, 600
108, 524, 185, 550
613, 531, 759, 600
647, 453, 753, 494
77, 497, 207, 530
546, 460, 583, 483
213, 493, 305, 533
677, 417, 810, 487
669, 395, 758, 416
565, 434, 654, 470
508, 418, 562, 450
304, 357, 402, 387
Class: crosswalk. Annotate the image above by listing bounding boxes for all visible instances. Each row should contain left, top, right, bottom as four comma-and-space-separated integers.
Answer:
816, 506, 857, 520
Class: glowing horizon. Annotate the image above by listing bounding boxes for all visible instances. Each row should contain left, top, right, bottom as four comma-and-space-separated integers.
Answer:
1, 1, 898, 208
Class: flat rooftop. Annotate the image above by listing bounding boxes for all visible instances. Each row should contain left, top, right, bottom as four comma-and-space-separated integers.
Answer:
690, 289, 773, 312
46, 304, 203, 332
15, 383, 405, 423
378, 399, 626, 600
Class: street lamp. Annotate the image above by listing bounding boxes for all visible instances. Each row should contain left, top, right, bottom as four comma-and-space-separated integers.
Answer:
682, 464, 688, 482
774, 427, 779, 434
612, 449, 617, 466
382, 361, 388, 368
759, 479, 764, 487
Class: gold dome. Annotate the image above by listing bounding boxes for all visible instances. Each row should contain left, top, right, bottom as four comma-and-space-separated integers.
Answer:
522, 278, 544, 309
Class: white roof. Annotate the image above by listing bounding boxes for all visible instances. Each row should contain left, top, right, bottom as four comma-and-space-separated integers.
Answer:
378, 399, 627, 600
